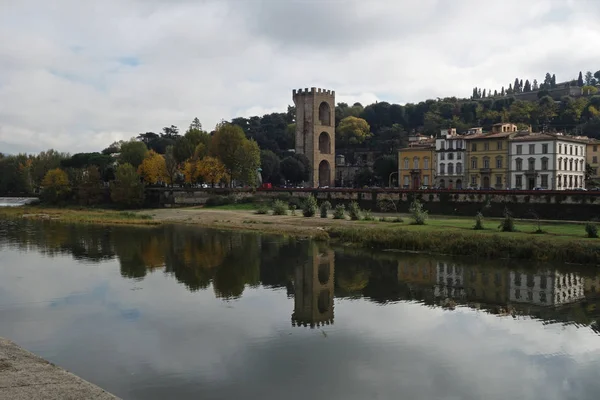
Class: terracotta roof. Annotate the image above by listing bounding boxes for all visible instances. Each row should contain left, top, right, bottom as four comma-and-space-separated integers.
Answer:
464, 131, 515, 140
509, 133, 589, 144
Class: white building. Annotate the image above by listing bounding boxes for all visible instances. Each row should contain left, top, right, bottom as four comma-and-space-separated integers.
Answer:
509, 270, 585, 306
508, 133, 587, 190
435, 128, 467, 189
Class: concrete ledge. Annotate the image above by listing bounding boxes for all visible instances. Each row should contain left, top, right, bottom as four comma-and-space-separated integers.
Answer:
0, 337, 119, 400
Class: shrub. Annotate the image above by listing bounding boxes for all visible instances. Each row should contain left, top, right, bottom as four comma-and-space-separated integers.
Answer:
290, 205, 297, 216
586, 222, 598, 238
333, 204, 346, 220
498, 208, 515, 232
255, 204, 269, 214
320, 201, 331, 218
302, 195, 318, 217
348, 201, 362, 220
409, 199, 428, 225
288, 197, 303, 210
363, 210, 377, 221
272, 200, 288, 215
473, 212, 484, 230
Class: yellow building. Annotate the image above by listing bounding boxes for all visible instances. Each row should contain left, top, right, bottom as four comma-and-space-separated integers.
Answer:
398, 139, 435, 189
398, 258, 437, 287
587, 138, 600, 182
463, 265, 508, 305
465, 123, 517, 189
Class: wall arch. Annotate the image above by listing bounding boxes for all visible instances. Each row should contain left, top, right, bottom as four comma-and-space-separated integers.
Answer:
319, 160, 331, 187
319, 102, 331, 126
319, 132, 331, 154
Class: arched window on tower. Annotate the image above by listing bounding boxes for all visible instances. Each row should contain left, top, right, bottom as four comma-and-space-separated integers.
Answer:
319, 102, 331, 126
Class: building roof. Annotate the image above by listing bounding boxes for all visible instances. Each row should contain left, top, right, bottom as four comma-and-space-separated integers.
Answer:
463, 131, 516, 140
509, 132, 589, 144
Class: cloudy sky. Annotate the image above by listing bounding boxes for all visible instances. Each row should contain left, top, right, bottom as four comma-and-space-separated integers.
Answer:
1, 0, 599, 154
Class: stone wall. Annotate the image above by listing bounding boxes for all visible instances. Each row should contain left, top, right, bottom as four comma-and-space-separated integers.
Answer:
147, 188, 600, 221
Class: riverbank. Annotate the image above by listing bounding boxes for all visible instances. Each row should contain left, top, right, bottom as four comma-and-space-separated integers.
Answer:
2, 206, 599, 264
0, 337, 119, 399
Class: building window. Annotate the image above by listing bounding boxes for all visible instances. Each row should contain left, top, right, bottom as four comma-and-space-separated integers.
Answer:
559, 144, 562, 154
471, 157, 477, 169
456, 163, 463, 174
569, 159, 573, 171
542, 144, 548, 154
423, 176, 429, 186
514, 274, 521, 286
515, 289, 521, 299
404, 176, 409, 186
528, 158, 535, 171
495, 175, 502, 186
483, 157, 490, 169
540, 292, 546, 303
457, 152, 462, 160
541, 174, 548, 188
440, 153, 445, 161
440, 163, 445, 175
541, 157, 548, 170
424, 158, 429, 169
576, 147, 578, 156
497, 141, 502, 150
404, 158, 409, 169
593, 156, 598, 163
448, 141, 453, 150
529, 144, 535, 154
580, 159, 584, 171
594, 145, 598, 152
484, 142, 489, 151
496, 157, 502, 169
440, 142, 445, 150
471, 143, 477, 151
448, 153, 454, 160
516, 145, 522, 155
516, 158, 522, 171
471, 175, 477, 186
516, 175, 522, 187
413, 157, 419, 169
558, 158, 562, 170
448, 163, 454, 175
570, 145, 573, 155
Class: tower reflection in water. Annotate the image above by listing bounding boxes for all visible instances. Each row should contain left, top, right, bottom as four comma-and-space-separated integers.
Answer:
291, 243, 335, 328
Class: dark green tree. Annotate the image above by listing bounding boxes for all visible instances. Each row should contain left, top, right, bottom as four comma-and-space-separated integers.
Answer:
578, 71, 584, 87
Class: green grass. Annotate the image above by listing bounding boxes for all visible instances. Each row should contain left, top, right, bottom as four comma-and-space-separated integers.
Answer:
204, 203, 258, 211
0, 206, 159, 225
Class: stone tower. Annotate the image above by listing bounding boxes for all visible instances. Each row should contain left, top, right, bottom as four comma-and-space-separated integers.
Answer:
292, 87, 336, 187
291, 243, 335, 328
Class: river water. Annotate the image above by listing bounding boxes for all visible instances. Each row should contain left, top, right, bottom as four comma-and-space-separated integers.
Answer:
0, 220, 599, 400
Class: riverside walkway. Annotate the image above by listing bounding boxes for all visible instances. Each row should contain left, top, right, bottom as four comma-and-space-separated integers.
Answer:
0, 337, 119, 399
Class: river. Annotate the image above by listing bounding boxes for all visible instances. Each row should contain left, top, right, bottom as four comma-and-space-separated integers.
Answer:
0, 219, 599, 400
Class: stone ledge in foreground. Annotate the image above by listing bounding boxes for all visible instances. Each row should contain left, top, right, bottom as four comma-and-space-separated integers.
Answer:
0, 337, 119, 400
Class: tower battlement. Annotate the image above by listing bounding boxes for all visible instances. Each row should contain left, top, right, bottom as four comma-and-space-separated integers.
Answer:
293, 87, 335, 98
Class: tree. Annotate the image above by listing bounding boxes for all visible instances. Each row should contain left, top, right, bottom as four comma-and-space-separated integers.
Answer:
233, 139, 261, 186
137, 150, 167, 184
41, 168, 70, 204
578, 71, 584, 87
198, 156, 228, 187
514, 78, 520, 93
507, 84, 513, 95
31, 149, 69, 189
373, 156, 398, 187
164, 146, 179, 186
260, 150, 281, 184
519, 79, 523, 92
209, 123, 247, 179
119, 140, 148, 168
501, 86, 505, 96
280, 157, 306, 185
162, 125, 180, 139
493, 90, 498, 96
524, 80, 531, 92
536, 95, 558, 129
585, 71, 593, 86
189, 117, 202, 131
336, 116, 372, 147
482, 89, 487, 98
532, 79, 539, 90
77, 166, 104, 205
354, 167, 375, 187
551, 74, 556, 88
110, 163, 144, 208
173, 128, 210, 164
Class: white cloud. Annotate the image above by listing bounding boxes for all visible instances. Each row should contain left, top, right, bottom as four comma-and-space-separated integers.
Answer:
1, 0, 599, 153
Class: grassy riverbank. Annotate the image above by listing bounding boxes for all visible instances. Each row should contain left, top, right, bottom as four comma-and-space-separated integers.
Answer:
1, 205, 598, 264
0, 206, 159, 226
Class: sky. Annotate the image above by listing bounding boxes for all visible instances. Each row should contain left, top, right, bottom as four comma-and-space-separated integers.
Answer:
1, 0, 599, 155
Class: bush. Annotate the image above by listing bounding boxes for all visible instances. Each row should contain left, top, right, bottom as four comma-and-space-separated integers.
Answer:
288, 197, 303, 210
348, 201, 362, 221
382, 216, 403, 223
320, 201, 331, 218
409, 199, 428, 225
498, 208, 515, 232
363, 210, 377, 221
474, 212, 484, 230
302, 195, 318, 217
333, 204, 346, 220
290, 205, 297, 216
255, 204, 269, 214
272, 200, 288, 215
586, 222, 598, 238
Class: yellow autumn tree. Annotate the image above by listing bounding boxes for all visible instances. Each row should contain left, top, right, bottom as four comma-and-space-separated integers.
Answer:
183, 159, 201, 184
198, 156, 228, 187
137, 150, 167, 184
41, 168, 70, 204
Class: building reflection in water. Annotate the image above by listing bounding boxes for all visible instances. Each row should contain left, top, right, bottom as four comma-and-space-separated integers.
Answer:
291, 243, 335, 328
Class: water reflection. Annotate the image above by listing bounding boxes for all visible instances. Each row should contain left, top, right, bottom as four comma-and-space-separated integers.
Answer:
1, 219, 599, 334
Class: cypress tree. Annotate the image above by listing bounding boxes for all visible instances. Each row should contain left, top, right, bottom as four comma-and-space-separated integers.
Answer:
551, 74, 557, 88
578, 71, 584, 87
524, 79, 531, 92
532, 79, 539, 90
